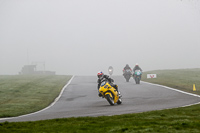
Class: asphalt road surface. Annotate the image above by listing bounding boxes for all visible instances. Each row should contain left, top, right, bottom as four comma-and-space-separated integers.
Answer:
1, 76, 200, 122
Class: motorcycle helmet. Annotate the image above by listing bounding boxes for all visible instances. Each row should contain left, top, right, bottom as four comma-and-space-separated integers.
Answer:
97, 71, 104, 79
136, 63, 139, 66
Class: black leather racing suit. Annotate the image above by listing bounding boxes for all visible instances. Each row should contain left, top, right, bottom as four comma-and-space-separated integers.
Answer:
97, 75, 118, 92
133, 66, 142, 72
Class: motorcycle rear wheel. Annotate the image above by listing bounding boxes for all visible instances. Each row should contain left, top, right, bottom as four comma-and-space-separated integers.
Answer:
106, 94, 114, 105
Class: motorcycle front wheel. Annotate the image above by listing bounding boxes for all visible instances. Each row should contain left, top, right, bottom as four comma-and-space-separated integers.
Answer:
117, 98, 122, 105
135, 77, 139, 84
125, 75, 130, 82
106, 94, 114, 105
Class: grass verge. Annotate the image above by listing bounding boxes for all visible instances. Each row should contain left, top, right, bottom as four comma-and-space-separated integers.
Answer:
0, 75, 72, 118
142, 68, 200, 95
1, 69, 200, 133
1, 104, 200, 133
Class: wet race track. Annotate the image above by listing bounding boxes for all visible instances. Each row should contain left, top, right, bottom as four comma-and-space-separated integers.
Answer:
1, 76, 200, 122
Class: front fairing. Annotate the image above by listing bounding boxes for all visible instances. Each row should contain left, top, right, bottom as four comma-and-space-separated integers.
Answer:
135, 70, 142, 76
124, 69, 132, 75
99, 81, 119, 103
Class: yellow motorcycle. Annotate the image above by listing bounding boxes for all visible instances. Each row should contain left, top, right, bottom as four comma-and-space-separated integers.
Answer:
99, 80, 122, 105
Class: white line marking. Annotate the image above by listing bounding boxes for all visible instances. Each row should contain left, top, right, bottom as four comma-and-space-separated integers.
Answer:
142, 81, 200, 107
0, 75, 75, 121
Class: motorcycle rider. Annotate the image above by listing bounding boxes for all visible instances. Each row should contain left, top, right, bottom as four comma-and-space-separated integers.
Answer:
108, 66, 113, 75
133, 63, 142, 76
123, 64, 132, 76
108, 66, 113, 70
133, 63, 142, 72
97, 71, 119, 97
123, 64, 132, 72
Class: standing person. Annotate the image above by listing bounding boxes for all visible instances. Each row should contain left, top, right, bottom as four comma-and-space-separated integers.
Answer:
97, 71, 119, 97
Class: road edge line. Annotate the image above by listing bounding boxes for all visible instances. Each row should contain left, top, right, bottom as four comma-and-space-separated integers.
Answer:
142, 81, 200, 107
0, 75, 75, 121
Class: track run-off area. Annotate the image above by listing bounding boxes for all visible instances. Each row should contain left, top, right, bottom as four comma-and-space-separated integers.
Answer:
1, 76, 200, 122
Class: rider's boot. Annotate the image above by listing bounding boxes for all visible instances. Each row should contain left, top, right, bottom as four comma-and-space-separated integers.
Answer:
98, 92, 103, 97
118, 91, 122, 98
114, 85, 122, 98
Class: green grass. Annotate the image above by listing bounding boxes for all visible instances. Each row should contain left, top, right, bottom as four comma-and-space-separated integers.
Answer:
1, 104, 200, 133
142, 68, 200, 95
0, 75, 72, 117
1, 69, 200, 133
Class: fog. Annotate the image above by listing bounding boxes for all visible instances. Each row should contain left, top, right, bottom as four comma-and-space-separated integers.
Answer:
1, 0, 200, 75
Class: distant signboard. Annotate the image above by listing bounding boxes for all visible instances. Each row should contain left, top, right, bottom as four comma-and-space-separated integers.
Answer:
147, 74, 157, 78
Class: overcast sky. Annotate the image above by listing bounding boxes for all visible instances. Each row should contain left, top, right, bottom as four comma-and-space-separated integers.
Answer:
0, 0, 200, 75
